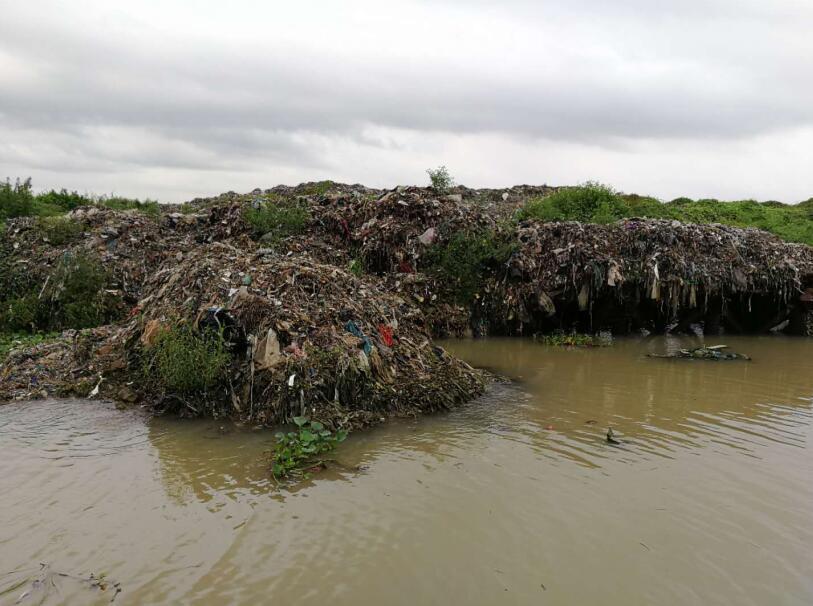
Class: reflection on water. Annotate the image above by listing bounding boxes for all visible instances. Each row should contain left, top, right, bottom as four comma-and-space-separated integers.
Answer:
1, 336, 812, 605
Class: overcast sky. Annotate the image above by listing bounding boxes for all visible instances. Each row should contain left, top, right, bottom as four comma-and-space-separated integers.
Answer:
1, 0, 812, 202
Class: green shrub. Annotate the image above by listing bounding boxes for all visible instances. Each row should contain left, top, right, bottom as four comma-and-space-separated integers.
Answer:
348, 258, 363, 277
0, 295, 43, 332
96, 195, 160, 216
300, 181, 334, 196
271, 416, 348, 480
37, 216, 84, 245
424, 228, 516, 303
37, 188, 91, 211
245, 201, 309, 243
519, 182, 625, 224
42, 252, 122, 330
0, 178, 33, 220
427, 166, 455, 194
143, 324, 230, 394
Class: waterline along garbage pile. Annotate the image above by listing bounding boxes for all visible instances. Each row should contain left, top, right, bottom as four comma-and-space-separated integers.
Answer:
3, 182, 813, 423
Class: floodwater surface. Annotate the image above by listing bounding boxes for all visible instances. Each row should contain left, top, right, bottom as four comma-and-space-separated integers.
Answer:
1, 336, 812, 605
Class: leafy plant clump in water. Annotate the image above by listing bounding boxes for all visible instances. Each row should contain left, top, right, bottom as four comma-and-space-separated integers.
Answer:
427, 165, 455, 195
537, 331, 613, 348
271, 417, 348, 480
142, 324, 231, 395
245, 200, 309, 244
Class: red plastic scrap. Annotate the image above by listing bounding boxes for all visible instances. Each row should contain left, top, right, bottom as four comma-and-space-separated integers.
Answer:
378, 324, 394, 347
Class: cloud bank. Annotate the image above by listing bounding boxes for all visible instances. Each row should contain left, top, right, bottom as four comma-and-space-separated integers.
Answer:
1, 0, 811, 201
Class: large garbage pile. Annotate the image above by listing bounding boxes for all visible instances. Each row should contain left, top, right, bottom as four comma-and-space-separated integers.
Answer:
502, 219, 813, 334
127, 244, 485, 426
4, 182, 813, 419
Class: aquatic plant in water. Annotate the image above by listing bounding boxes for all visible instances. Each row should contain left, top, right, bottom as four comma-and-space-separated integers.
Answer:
271, 417, 348, 480
537, 331, 613, 347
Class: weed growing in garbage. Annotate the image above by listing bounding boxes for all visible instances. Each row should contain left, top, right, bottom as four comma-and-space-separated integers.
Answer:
44, 252, 123, 330
36, 216, 84, 245
518, 181, 813, 245
519, 181, 626, 224
427, 166, 455, 195
0, 251, 122, 333
142, 324, 231, 396
245, 200, 309, 244
424, 228, 517, 303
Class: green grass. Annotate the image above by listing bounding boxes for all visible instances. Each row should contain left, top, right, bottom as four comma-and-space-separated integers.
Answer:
244, 200, 309, 243
0, 332, 59, 361
518, 182, 813, 245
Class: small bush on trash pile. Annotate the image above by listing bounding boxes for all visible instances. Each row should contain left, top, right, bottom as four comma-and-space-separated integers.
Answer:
43, 252, 122, 330
424, 229, 516, 303
96, 195, 160, 216
0, 252, 122, 333
245, 201, 309, 243
271, 416, 348, 480
36, 188, 92, 211
36, 216, 84, 245
518, 181, 813, 245
427, 166, 455, 195
142, 325, 230, 395
519, 182, 626, 224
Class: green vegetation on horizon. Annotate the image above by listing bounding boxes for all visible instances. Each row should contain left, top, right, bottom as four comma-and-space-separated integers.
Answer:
518, 181, 813, 245
0, 178, 160, 228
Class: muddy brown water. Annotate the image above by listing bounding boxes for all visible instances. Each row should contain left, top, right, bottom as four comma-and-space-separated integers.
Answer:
1, 336, 812, 605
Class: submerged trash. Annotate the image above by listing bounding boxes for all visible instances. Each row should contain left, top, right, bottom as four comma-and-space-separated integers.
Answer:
606, 427, 621, 445
648, 345, 751, 361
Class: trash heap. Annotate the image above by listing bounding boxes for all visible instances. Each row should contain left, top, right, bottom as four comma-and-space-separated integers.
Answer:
500, 219, 813, 334
4, 182, 813, 420
126, 245, 485, 426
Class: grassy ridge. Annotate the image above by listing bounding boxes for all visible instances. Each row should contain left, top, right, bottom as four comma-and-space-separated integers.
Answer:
518, 182, 813, 245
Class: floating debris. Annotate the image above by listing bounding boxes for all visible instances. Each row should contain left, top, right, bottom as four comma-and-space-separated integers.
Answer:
648, 345, 751, 361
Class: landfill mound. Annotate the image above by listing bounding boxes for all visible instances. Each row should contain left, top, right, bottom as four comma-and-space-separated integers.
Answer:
128, 245, 485, 426
500, 219, 813, 335
3, 182, 813, 422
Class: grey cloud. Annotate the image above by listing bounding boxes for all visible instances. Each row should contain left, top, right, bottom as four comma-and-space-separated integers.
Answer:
1, 0, 811, 201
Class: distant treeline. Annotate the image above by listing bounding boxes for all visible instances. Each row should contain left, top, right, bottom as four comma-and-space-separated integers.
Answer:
0, 177, 159, 225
